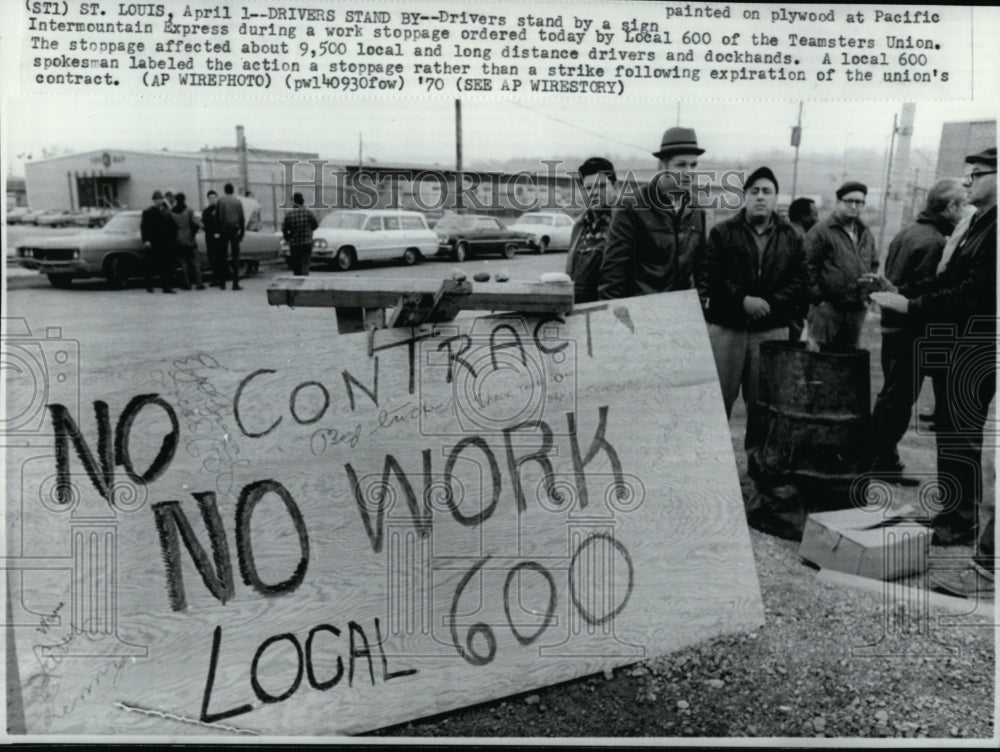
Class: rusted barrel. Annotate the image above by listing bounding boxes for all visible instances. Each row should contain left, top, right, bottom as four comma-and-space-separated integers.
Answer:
749, 340, 870, 481
746, 341, 871, 536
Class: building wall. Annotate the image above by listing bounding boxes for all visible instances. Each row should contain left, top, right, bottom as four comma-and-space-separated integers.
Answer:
25, 151, 202, 211
935, 120, 996, 180
6, 176, 27, 207
24, 148, 326, 229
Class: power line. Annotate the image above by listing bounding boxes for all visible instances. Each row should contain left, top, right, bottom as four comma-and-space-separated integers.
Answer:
508, 102, 650, 154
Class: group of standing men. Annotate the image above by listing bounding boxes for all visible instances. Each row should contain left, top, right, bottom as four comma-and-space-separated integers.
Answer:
565, 126, 996, 598
140, 182, 248, 293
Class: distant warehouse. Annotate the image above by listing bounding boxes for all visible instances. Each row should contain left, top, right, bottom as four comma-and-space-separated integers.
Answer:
24, 146, 322, 228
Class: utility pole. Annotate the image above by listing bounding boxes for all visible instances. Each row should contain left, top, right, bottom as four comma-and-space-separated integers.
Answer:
236, 124, 249, 195
878, 102, 915, 254
455, 99, 463, 213
878, 112, 899, 254
790, 102, 803, 199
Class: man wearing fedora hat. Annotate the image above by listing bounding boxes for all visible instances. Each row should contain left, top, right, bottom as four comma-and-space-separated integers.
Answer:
871, 146, 996, 568
597, 126, 707, 300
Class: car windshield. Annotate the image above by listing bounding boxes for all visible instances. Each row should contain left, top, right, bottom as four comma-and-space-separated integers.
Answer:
516, 215, 553, 226
435, 216, 477, 232
102, 214, 141, 233
320, 212, 366, 230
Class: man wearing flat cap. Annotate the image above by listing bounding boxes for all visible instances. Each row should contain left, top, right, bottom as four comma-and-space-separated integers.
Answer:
597, 126, 707, 300
565, 157, 618, 303
803, 180, 878, 348
697, 166, 808, 437
140, 189, 178, 293
871, 147, 996, 587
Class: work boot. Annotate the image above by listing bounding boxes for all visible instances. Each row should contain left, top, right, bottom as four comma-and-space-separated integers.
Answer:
929, 562, 994, 599
932, 510, 977, 546
232, 282, 242, 291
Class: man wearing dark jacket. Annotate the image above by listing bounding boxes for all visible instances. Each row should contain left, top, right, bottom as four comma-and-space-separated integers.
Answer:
598, 127, 706, 300
202, 190, 226, 288
140, 189, 177, 294
565, 157, 618, 303
698, 167, 808, 425
804, 181, 879, 348
868, 178, 966, 481
871, 147, 996, 555
216, 182, 246, 290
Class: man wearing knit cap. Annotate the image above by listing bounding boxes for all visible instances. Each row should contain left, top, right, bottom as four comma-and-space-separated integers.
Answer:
697, 166, 808, 435
871, 147, 996, 577
598, 126, 707, 300
565, 156, 618, 303
803, 180, 878, 348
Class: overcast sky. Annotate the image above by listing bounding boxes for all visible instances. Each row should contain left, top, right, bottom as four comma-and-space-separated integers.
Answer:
4, 96, 995, 175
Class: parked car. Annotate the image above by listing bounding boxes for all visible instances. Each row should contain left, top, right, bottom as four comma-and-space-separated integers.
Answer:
5, 207, 30, 224
281, 209, 438, 271
506, 211, 576, 253
71, 207, 117, 228
19, 208, 46, 224
33, 209, 76, 227
434, 214, 532, 261
14, 210, 282, 288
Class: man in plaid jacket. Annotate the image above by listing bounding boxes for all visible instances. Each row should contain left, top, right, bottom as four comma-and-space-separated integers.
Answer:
282, 192, 319, 276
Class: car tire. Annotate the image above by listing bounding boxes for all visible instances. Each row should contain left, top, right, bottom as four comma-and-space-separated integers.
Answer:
335, 247, 355, 271
537, 237, 549, 254
47, 274, 73, 289
240, 259, 260, 277
105, 255, 135, 289
502, 243, 517, 260
453, 241, 469, 262
403, 248, 421, 266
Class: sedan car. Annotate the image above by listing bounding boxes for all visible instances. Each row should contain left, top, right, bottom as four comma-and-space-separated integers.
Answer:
70, 207, 117, 228
5, 207, 30, 224
434, 214, 532, 261
34, 209, 77, 227
505, 211, 576, 253
15, 210, 282, 288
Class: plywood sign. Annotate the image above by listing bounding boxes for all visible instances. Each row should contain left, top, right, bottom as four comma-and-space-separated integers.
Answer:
5, 289, 763, 736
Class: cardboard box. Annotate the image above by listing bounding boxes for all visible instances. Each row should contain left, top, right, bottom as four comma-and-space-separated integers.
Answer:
798, 507, 931, 580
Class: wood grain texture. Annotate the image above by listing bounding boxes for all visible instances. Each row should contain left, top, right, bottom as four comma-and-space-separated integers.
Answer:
267, 276, 574, 314
7, 289, 763, 736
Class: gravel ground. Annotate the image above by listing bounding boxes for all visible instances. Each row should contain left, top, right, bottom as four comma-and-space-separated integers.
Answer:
371, 315, 996, 741
371, 525, 994, 740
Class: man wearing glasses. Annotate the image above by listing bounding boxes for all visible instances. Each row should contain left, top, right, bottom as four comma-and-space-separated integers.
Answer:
870, 146, 996, 597
803, 181, 878, 349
